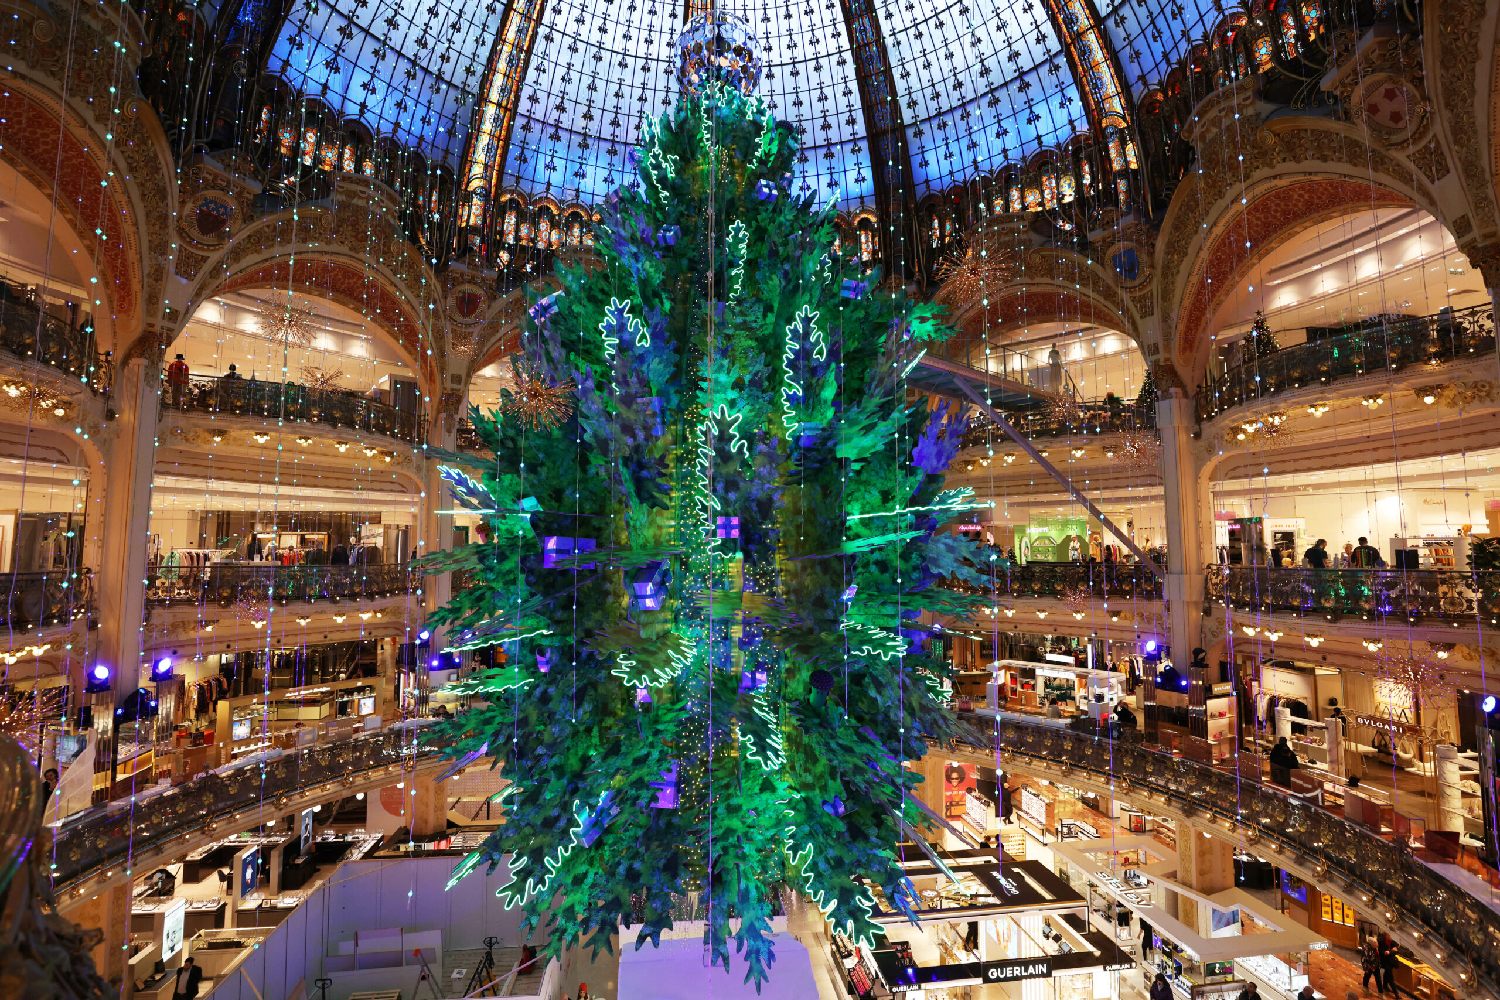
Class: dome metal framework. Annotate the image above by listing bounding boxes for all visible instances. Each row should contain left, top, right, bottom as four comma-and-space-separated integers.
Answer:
265, 0, 1225, 213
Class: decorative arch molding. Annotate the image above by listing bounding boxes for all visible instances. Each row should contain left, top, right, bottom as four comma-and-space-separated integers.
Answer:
938, 245, 1146, 361
185, 196, 447, 389
1153, 118, 1450, 382
204, 256, 434, 390
0, 4, 177, 350
1167, 176, 1412, 383
1425, 0, 1500, 245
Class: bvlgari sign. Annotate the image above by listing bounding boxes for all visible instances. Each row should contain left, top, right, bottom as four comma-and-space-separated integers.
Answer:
982, 957, 1053, 982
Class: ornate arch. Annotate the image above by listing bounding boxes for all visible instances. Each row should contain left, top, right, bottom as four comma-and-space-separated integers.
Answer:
1154, 117, 1449, 383
0, 4, 177, 353
1425, 0, 1500, 246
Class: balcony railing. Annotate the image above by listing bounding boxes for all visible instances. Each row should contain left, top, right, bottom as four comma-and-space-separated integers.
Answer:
1194, 305, 1497, 422
962, 399, 1156, 447
0, 570, 94, 629
1204, 565, 1499, 623
949, 561, 1165, 602
145, 562, 420, 607
164, 373, 425, 444
962, 715, 1500, 994
0, 279, 111, 393
49, 725, 435, 887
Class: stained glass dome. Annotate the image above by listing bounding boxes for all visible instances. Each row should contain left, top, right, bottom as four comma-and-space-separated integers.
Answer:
268, 0, 1229, 210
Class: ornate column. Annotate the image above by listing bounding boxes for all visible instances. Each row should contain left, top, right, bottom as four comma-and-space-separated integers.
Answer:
1173, 821, 1235, 934
1155, 385, 1212, 667
420, 401, 459, 638
89, 347, 163, 800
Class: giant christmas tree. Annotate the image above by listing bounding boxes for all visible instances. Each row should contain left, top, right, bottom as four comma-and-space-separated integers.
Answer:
422, 39, 987, 985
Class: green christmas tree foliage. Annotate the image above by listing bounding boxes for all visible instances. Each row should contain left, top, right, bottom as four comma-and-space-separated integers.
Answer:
420, 84, 988, 986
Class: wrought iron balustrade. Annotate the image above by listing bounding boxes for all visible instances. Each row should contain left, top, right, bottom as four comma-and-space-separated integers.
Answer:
49, 726, 436, 887
962, 400, 1157, 447
1195, 305, 1497, 422
949, 561, 1165, 603
145, 562, 421, 608
163, 373, 425, 444
965, 715, 1500, 993
0, 280, 111, 393
0, 571, 94, 629
1204, 564, 1498, 623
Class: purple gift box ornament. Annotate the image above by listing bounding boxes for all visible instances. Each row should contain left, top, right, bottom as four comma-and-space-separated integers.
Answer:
715, 515, 740, 539
754, 180, 778, 202
841, 584, 858, 603
536, 648, 556, 674
840, 278, 868, 300
657, 225, 680, 246
738, 668, 768, 693
822, 797, 847, 817
629, 560, 670, 612
542, 535, 597, 569
636, 687, 652, 706
649, 761, 679, 809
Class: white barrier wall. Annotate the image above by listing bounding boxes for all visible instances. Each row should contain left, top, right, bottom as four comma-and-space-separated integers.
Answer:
203, 855, 529, 1000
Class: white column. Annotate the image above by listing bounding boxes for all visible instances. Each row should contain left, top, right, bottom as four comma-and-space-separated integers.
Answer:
1156, 391, 1210, 663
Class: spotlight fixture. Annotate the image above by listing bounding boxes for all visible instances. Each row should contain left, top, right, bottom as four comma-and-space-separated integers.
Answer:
1304, 634, 1324, 647
334, 441, 350, 453
363, 446, 379, 458
85, 662, 113, 693
251, 617, 267, 629
382, 451, 394, 463
1002, 453, 1016, 465
1361, 394, 1384, 408
1361, 638, 1384, 651
1482, 694, 1497, 714
210, 431, 225, 445
1002, 608, 1016, 618
332, 613, 347, 624
295, 616, 311, 626
151, 656, 174, 681
1430, 642, 1454, 659
359, 611, 373, 621
1241, 625, 1258, 637
1103, 447, 1116, 458
1264, 629, 1283, 642
1035, 610, 1048, 620
1071, 447, 1085, 459
296, 435, 313, 446
252, 432, 271, 444
1071, 610, 1086, 620
1421, 392, 1437, 405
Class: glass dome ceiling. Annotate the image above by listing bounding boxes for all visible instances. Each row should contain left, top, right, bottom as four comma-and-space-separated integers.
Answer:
269, 0, 1225, 209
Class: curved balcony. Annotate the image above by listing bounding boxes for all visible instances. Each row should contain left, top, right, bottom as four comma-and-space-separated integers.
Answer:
1205, 565, 1498, 624
0, 279, 112, 393
1194, 305, 1496, 422
962, 400, 1156, 447
948, 561, 1165, 602
164, 373, 425, 445
0, 570, 95, 630
145, 562, 420, 607
957, 715, 1500, 994
49, 725, 437, 890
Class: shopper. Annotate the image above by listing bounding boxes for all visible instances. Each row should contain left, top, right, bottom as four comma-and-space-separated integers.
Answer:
172, 957, 203, 999
41, 766, 59, 801
1296, 986, 1315, 1000
1236, 983, 1260, 1000
1339, 542, 1355, 567
1046, 698, 1062, 719
1361, 939, 1384, 994
1112, 701, 1137, 731
1139, 917, 1154, 959
167, 353, 190, 408
1352, 536, 1386, 568
1269, 737, 1300, 787
1303, 539, 1329, 569
1150, 973, 1172, 1000
1377, 932, 1399, 994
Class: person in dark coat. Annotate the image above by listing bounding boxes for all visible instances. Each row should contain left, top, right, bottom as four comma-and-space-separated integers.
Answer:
172, 957, 204, 999
1150, 973, 1173, 1000
1378, 932, 1400, 994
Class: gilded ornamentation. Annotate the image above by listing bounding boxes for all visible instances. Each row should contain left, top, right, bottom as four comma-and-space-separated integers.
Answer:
1411, 380, 1494, 409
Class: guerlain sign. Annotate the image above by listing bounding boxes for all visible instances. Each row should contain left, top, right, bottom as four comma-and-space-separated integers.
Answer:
982, 957, 1053, 982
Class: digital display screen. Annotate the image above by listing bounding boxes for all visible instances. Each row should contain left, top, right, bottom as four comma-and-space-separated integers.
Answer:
357, 695, 375, 716
231, 718, 252, 741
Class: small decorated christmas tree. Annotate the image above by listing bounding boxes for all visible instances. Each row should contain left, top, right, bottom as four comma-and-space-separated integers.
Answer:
1135, 366, 1159, 414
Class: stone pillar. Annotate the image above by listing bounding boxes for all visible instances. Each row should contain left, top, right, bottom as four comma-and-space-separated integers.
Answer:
419, 422, 455, 639
1155, 391, 1211, 666
407, 771, 448, 838
1174, 822, 1235, 935
69, 881, 131, 993
90, 355, 161, 800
